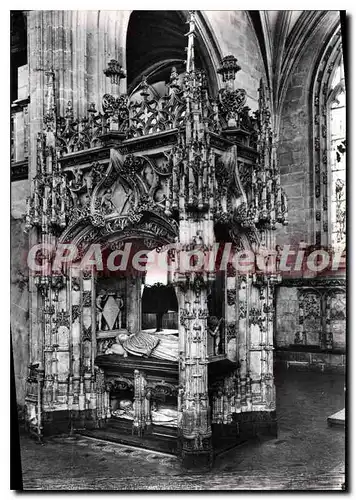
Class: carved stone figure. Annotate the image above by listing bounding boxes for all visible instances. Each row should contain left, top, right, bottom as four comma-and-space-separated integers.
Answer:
96, 290, 106, 331
105, 333, 128, 356
104, 331, 179, 362
208, 316, 223, 355
114, 294, 124, 329
101, 188, 116, 214
69, 169, 84, 190
151, 402, 178, 427
112, 399, 134, 420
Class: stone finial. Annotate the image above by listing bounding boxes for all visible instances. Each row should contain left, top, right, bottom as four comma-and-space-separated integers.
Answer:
169, 67, 180, 91
139, 75, 150, 100
185, 11, 197, 73
217, 55, 241, 84
103, 59, 126, 86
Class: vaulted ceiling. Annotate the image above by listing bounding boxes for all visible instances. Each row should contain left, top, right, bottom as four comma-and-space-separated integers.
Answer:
249, 10, 341, 121
126, 11, 215, 95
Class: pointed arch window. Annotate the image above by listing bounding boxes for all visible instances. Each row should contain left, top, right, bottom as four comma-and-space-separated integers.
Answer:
329, 59, 346, 250
311, 30, 346, 251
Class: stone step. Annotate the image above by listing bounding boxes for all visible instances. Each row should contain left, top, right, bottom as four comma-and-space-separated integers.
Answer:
23, 471, 346, 491
327, 408, 345, 427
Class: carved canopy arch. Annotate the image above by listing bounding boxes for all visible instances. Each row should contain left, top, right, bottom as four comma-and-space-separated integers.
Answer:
58, 148, 179, 252
57, 207, 178, 272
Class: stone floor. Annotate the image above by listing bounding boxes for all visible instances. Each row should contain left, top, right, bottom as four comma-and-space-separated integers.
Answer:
17, 366, 346, 491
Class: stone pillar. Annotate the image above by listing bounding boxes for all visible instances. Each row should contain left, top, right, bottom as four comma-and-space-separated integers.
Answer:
175, 218, 215, 469
133, 370, 147, 436
126, 276, 142, 334
81, 270, 93, 409
177, 279, 212, 469
226, 269, 237, 362
42, 285, 55, 409
263, 280, 276, 412
237, 275, 248, 408
27, 10, 46, 367
70, 267, 81, 408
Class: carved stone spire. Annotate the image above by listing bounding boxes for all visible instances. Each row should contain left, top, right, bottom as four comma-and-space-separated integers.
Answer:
217, 55, 246, 129
185, 11, 197, 74
103, 59, 126, 97
43, 70, 57, 148
139, 75, 150, 101
217, 55, 241, 91
168, 66, 181, 95
102, 59, 129, 134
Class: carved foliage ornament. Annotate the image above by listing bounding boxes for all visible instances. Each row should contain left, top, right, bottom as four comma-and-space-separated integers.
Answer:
218, 88, 247, 122
82, 291, 92, 307
301, 293, 320, 320
249, 307, 264, 327
227, 289, 237, 306
72, 305, 80, 321
82, 325, 92, 342
55, 310, 70, 328
226, 323, 236, 340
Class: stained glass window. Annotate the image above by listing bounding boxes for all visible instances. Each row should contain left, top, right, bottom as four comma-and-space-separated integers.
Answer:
329, 59, 346, 250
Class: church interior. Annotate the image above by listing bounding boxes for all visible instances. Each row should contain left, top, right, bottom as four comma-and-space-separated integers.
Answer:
10, 9, 346, 490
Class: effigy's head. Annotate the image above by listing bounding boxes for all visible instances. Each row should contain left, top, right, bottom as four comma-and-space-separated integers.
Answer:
119, 399, 133, 410
116, 333, 129, 344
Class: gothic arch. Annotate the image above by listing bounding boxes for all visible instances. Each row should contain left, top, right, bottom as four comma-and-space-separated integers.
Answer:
125, 10, 221, 96
310, 27, 343, 246
60, 213, 178, 253
57, 149, 179, 253
275, 12, 342, 246
274, 11, 340, 136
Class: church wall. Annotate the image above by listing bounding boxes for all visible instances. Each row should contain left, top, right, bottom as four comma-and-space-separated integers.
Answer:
274, 13, 345, 364
272, 42, 317, 354
275, 43, 317, 248
276, 11, 340, 248
25, 10, 131, 122
275, 282, 346, 373
275, 287, 299, 347
204, 11, 266, 110
11, 180, 30, 412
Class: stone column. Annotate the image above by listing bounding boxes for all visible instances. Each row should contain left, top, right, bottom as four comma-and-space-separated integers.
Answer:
177, 279, 212, 469
237, 274, 248, 408
175, 218, 215, 469
70, 267, 81, 408
264, 280, 277, 413
126, 276, 142, 334
81, 270, 93, 410
27, 10, 46, 367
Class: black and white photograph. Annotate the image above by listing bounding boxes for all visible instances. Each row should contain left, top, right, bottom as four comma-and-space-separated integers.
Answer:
10, 8, 347, 491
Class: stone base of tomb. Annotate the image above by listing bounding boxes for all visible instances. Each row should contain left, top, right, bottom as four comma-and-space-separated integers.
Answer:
327, 408, 345, 427
234, 410, 278, 439
180, 436, 214, 470
40, 409, 101, 436
78, 417, 179, 455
